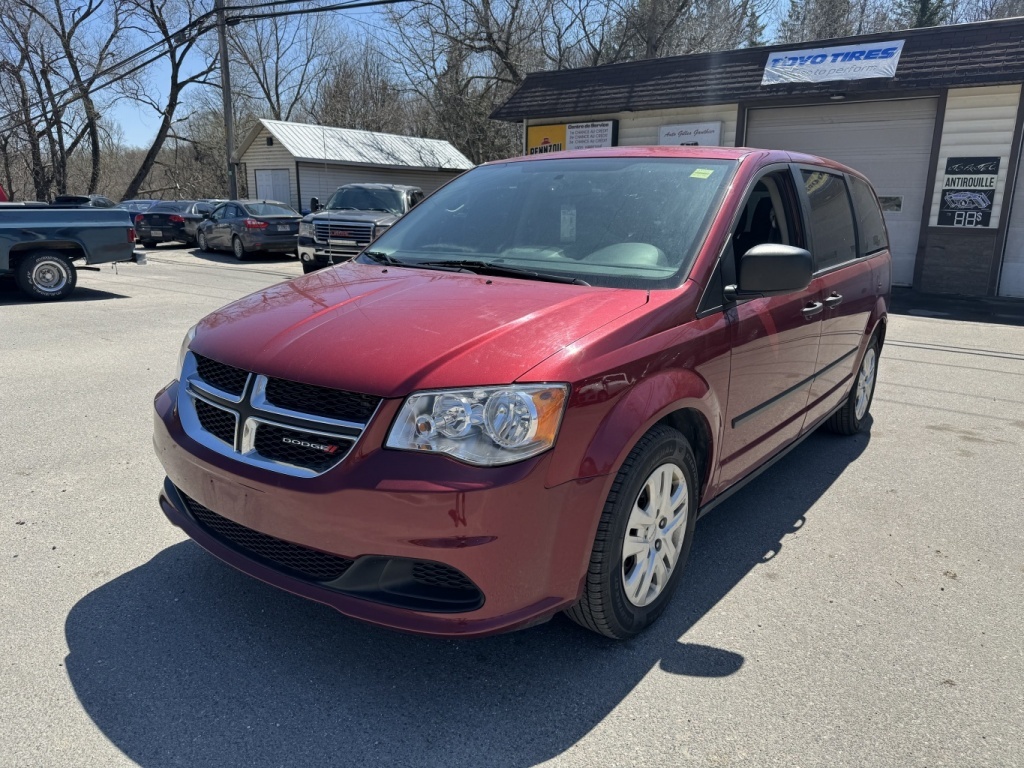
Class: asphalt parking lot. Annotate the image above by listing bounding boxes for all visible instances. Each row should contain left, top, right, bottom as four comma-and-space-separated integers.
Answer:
1, 245, 1022, 767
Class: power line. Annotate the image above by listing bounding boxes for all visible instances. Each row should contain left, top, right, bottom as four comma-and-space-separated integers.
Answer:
0, 0, 406, 134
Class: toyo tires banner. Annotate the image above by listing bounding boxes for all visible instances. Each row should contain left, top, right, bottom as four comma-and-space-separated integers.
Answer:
762, 40, 905, 85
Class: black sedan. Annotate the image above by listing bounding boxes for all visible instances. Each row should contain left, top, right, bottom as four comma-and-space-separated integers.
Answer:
182, 200, 227, 242
134, 200, 194, 247
196, 200, 301, 260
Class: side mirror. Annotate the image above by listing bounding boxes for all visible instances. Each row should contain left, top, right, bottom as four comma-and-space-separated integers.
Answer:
310, 197, 320, 212
724, 244, 812, 301
201, 212, 210, 219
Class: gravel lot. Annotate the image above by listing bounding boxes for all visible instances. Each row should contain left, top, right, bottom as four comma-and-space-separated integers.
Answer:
1, 245, 1022, 767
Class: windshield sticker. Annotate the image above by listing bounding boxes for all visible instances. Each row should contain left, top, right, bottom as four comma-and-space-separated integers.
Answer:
560, 205, 577, 241
690, 169, 715, 179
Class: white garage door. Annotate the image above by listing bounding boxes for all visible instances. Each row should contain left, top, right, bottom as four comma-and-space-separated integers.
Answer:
746, 99, 938, 286
254, 169, 291, 206
999, 152, 1024, 298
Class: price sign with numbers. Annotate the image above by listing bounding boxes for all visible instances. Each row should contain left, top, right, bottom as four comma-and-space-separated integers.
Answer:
937, 156, 999, 227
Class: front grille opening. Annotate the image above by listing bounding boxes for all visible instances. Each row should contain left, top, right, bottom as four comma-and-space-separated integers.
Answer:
412, 561, 476, 591
264, 377, 381, 423
194, 399, 237, 445
173, 487, 484, 613
194, 354, 249, 396
181, 492, 354, 582
253, 423, 352, 472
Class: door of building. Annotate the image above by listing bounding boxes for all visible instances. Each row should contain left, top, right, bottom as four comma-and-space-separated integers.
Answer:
254, 169, 291, 207
746, 99, 937, 287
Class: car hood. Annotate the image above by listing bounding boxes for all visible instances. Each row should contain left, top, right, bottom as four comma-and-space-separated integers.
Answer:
305, 210, 400, 225
192, 262, 649, 398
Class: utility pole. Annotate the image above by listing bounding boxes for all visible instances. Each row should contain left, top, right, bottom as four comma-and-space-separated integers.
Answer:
215, 0, 237, 199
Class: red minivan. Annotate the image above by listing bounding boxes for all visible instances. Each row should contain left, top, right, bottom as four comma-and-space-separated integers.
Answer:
154, 147, 890, 639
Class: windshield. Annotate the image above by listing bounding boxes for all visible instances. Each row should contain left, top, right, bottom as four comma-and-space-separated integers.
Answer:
360, 157, 736, 289
326, 186, 404, 214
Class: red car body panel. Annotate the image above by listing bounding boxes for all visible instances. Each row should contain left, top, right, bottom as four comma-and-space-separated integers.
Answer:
154, 146, 891, 637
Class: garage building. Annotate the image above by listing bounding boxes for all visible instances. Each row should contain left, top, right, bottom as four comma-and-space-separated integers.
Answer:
235, 119, 474, 214
492, 17, 1024, 298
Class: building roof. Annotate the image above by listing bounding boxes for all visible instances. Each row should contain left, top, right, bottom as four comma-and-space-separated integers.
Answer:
492, 17, 1024, 122
236, 119, 475, 171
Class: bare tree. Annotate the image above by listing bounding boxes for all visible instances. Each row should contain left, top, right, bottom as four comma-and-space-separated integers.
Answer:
118, 0, 217, 200
227, 4, 334, 122
17, 0, 127, 193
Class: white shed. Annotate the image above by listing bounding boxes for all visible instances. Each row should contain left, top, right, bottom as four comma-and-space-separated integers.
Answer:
234, 119, 474, 212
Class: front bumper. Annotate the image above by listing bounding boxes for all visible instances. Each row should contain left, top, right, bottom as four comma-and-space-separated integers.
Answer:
297, 241, 359, 267
153, 383, 606, 637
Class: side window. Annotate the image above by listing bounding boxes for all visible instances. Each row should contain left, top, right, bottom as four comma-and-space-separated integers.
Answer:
700, 169, 802, 315
849, 176, 888, 257
801, 170, 857, 271
410, 191, 424, 208
211, 206, 226, 221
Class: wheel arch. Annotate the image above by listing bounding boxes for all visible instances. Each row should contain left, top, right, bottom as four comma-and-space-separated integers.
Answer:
551, 369, 721, 503
9, 241, 86, 265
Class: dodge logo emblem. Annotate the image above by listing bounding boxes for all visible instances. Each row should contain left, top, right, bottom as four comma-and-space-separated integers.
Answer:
282, 436, 339, 454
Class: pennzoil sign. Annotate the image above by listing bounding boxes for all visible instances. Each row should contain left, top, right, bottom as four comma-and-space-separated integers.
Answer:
526, 121, 618, 155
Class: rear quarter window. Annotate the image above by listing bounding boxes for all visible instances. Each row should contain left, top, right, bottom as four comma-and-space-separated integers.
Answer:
849, 176, 889, 256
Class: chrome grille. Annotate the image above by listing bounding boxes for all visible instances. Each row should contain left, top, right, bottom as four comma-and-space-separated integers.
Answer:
194, 354, 249, 396
194, 399, 237, 445
313, 221, 374, 244
179, 352, 378, 477
253, 423, 354, 473
313, 221, 374, 259
264, 377, 380, 423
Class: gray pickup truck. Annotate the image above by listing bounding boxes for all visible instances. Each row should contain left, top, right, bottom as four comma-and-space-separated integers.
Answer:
297, 183, 424, 273
1, 205, 145, 301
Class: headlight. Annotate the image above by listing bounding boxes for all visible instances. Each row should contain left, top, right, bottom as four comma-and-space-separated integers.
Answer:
176, 324, 197, 377
299, 221, 313, 237
386, 384, 569, 466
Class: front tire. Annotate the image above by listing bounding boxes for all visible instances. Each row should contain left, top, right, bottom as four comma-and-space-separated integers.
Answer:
15, 251, 78, 301
565, 425, 699, 639
826, 338, 880, 435
197, 232, 210, 252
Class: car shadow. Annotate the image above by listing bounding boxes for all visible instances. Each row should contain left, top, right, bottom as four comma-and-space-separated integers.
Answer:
64, 426, 870, 767
184, 247, 296, 266
890, 286, 1024, 327
0, 281, 128, 304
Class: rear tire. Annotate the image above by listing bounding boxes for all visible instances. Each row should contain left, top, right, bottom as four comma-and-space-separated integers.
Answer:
142, 241, 157, 248
15, 251, 78, 301
232, 236, 248, 261
826, 338, 880, 435
565, 425, 699, 639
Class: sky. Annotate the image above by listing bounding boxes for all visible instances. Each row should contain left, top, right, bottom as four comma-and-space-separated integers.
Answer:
107, 7, 384, 149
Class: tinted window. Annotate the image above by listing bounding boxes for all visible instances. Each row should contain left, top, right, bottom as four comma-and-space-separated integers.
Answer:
849, 176, 888, 256
364, 158, 736, 290
327, 186, 404, 214
244, 202, 297, 217
801, 170, 856, 271
152, 201, 189, 212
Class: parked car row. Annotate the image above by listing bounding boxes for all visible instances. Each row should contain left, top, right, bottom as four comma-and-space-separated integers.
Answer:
128, 183, 426, 267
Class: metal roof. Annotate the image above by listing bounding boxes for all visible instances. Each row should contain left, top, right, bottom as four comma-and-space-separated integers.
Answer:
492, 16, 1024, 122
237, 119, 474, 171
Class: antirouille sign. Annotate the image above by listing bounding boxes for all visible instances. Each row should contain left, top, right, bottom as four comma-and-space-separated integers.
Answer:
938, 156, 1000, 228
761, 40, 905, 85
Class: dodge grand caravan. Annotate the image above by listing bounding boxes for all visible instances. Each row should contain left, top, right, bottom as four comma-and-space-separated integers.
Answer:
154, 147, 890, 639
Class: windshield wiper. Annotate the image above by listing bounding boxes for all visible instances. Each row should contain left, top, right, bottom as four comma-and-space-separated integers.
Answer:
415, 260, 590, 286
362, 250, 404, 266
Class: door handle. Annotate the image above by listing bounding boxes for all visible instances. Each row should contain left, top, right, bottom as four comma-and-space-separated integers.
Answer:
824, 292, 843, 308
802, 301, 824, 318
